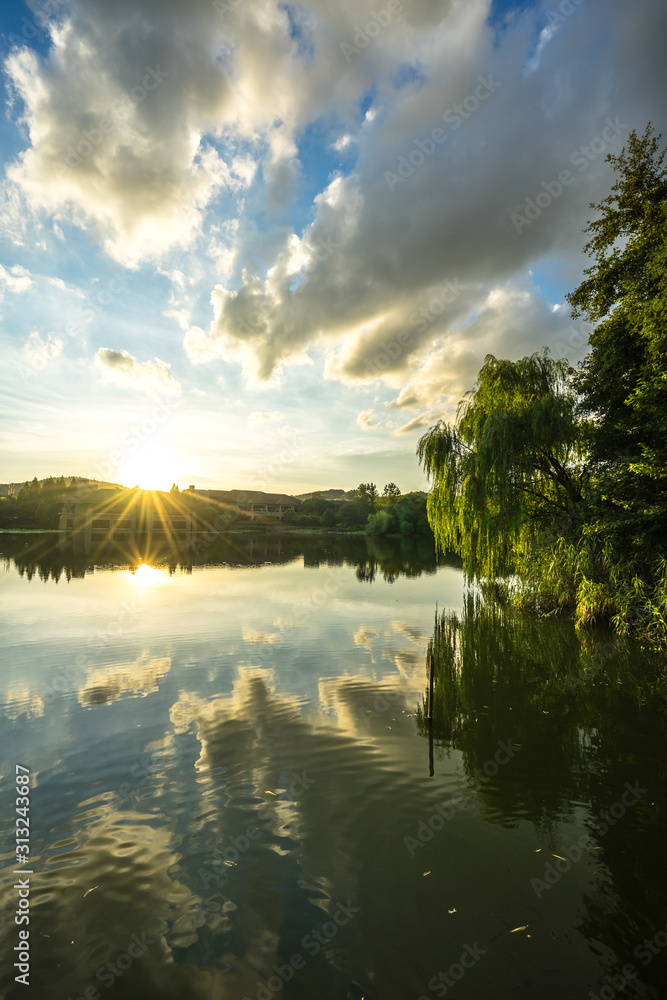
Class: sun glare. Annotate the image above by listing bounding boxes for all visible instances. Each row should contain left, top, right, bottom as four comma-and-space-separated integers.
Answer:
118, 447, 175, 492
129, 563, 166, 586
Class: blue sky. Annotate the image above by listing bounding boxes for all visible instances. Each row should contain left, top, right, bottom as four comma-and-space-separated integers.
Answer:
0, 0, 664, 492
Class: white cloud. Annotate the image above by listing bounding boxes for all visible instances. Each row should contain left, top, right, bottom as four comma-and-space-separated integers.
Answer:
2, 0, 665, 488
3, 4, 243, 265
0, 263, 32, 297
249, 410, 283, 424
356, 408, 382, 431
394, 413, 434, 437
23, 330, 63, 367
181, 0, 667, 406
94, 347, 181, 394
0, 179, 31, 246
332, 133, 354, 152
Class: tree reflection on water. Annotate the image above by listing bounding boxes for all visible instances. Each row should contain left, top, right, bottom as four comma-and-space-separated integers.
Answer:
416, 592, 667, 996
0, 530, 460, 584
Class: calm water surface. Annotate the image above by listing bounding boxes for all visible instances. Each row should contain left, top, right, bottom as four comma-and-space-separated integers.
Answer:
1, 532, 666, 1000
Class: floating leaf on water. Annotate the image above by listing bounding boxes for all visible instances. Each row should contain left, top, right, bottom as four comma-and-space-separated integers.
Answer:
83, 886, 98, 898
534, 849, 542, 853
542, 710, 549, 714
510, 925, 529, 933
224, 861, 236, 867
448, 908, 457, 914
265, 790, 277, 796
552, 854, 566, 861
423, 870, 431, 876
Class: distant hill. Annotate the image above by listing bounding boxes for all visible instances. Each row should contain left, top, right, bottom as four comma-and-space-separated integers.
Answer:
296, 488, 356, 501
0, 477, 123, 497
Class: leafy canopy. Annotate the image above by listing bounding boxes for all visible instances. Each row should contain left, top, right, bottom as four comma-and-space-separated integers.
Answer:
570, 123, 667, 470
417, 351, 586, 575
567, 124, 667, 556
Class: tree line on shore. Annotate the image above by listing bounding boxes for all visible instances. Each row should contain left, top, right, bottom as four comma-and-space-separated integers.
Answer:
283, 482, 433, 537
0, 474, 433, 538
0, 476, 91, 529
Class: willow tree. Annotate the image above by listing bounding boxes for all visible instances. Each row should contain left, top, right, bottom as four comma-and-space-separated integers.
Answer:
417, 351, 587, 577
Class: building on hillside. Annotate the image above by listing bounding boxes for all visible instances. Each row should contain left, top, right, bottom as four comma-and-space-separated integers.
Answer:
59, 488, 196, 548
187, 487, 301, 521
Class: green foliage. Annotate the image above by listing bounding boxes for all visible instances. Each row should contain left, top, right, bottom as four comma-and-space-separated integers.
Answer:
416, 123, 667, 643
366, 492, 433, 537
335, 503, 365, 528
355, 482, 378, 517
282, 496, 338, 527
7, 476, 71, 528
299, 497, 334, 517
382, 482, 401, 505
566, 123, 667, 593
513, 534, 667, 646
417, 350, 586, 576
290, 513, 323, 527
569, 123, 667, 535
366, 509, 396, 536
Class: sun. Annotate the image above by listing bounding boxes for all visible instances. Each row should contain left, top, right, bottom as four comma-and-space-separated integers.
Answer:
117, 446, 175, 492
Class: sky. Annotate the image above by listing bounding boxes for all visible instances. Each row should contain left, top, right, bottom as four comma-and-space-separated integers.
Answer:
0, 0, 665, 494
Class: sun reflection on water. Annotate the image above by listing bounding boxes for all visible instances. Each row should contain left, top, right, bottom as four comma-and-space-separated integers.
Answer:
128, 563, 166, 586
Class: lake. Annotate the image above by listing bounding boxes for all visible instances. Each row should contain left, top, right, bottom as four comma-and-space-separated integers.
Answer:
1, 531, 666, 999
